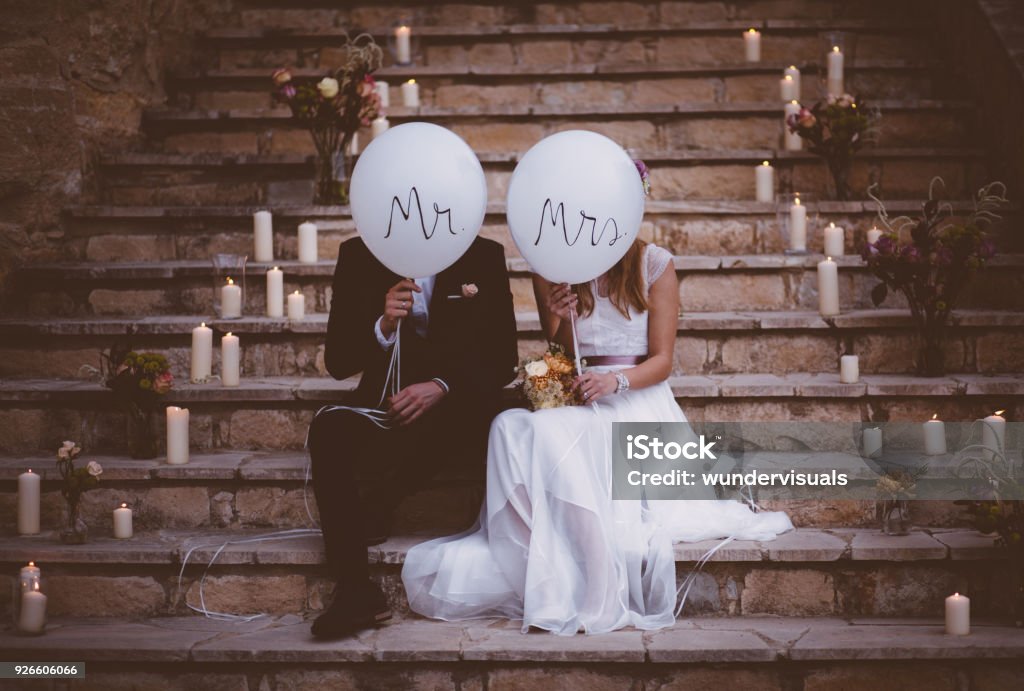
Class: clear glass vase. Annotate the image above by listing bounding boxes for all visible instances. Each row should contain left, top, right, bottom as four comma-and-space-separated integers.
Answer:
59, 500, 88, 545
313, 148, 350, 206
879, 499, 910, 536
126, 407, 159, 460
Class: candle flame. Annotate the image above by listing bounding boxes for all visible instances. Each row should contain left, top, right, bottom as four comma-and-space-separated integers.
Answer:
832, 46, 840, 52
789, 65, 797, 70
932, 413, 938, 420
790, 99, 799, 105
227, 277, 234, 285
273, 266, 279, 271
201, 322, 206, 328
748, 28, 757, 34
994, 410, 1006, 416
294, 290, 301, 295
795, 197, 802, 206
829, 222, 835, 228
28, 561, 34, 567
407, 79, 416, 84
33, 582, 39, 592
826, 256, 833, 261
762, 161, 770, 166
27, 469, 33, 474
121, 503, 128, 508
784, 75, 793, 82
226, 332, 233, 338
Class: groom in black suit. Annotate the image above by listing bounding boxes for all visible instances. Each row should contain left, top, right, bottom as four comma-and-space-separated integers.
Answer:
308, 235, 519, 638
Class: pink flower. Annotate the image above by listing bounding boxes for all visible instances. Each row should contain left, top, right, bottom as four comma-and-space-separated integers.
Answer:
797, 108, 816, 128
461, 283, 479, 298
153, 372, 173, 395
272, 68, 292, 86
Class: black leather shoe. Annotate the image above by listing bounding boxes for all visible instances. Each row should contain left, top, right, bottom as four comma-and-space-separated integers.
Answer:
311, 582, 392, 639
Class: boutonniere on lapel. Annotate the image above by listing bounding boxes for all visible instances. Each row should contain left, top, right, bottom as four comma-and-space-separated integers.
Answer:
449, 283, 479, 300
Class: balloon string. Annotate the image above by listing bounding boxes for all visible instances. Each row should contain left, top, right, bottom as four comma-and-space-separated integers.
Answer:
570, 307, 583, 374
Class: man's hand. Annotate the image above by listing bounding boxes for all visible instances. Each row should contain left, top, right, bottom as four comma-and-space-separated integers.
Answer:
381, 279, 421, 339
387, 381, 447, 426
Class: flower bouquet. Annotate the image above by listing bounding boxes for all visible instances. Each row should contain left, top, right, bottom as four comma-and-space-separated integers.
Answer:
862, 179, 1005, 376
518, 345, 582, 411
103, 346, 173, 459
272, 33, 383, 205
786, 93, 879, 200
55, 441, 102, 544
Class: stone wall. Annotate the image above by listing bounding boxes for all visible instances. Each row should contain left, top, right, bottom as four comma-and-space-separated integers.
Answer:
0, 0, 234, 295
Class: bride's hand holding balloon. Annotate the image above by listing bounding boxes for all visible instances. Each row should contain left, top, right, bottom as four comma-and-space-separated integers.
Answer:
547, 283, 578, 322
575, 370, 617, 403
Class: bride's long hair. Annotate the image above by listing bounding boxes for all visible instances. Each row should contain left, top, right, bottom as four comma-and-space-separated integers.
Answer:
574, 238, 648, 320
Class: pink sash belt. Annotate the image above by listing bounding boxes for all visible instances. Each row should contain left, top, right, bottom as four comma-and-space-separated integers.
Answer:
581, 355, 645, 366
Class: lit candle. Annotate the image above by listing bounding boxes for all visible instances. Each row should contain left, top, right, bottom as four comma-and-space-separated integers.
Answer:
789, 196, 807, 252
840, 355, 859, 384
20, 562, 40, 589
288, 290, 306, 321
862, 427, 883, 458
395, 25, 412, 64
982, 410, 1007, 461
817, 256, 840, 316
221, 332, 240, 387
784, 65, 801, 94
866, 227, 883, 245
266, 266, 284, 318
166, 406, 189, 465
18, 583, 46, 635
297, 222, 318, 264
113, 503, 133, 539
945, 593, 970, 635
824, 221, 845, 257
827, 45, 844, 97
374, 80, 390, 108
17, 469, 40, 535
401, 79, 420, 107
779, 74, 799, 101
253, 210, 273, 263
924, 413, 947, 455
784, 100, 802, 151
221, 277, 242, 319
755, 161, 774, 203
743, 29, 761, 62
191, 322, 213, 383
371, 116, 390, 139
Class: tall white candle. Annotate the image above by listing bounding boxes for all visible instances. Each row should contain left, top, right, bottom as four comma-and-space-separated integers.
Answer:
395, 25, 412, 64
779, 74, 799, 101
743, 29, 761, 62
191, 322, 213, 383
372, 116, 390, 139
20, 562, 40, 590
866, 227, 883, 245
401, 79, 420, 107
945, 593, 970, 635
221, 332, 240, 387
18, 585, 46, 635
862, 427, 882, 458
297, 222, 318, 264
784, 65, 801, 94
253, 210, 273, 263
982, 410, 1007, 460
221, 278, 242, 319
266, 266, 284, 318
817, 256, 840, 316
924, 413, 947, 455
827, 46, 844, 96
288, 290, 306, 321
824, 222, 845, 257
166, 406, 190, 465
755, 161, 774, 203
784, 100, 802, 151
789, 196, 807, 251
840, 355, 859, 384
374, 80, 390, 108
113, 503, 133, 539
17, 469, 40, 535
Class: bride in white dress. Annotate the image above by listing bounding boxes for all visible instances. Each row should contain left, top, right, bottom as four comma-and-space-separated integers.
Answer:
402, 238, 793, 635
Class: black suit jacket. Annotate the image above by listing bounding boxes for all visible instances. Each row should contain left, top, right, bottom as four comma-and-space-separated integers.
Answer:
324, 236, 519, 428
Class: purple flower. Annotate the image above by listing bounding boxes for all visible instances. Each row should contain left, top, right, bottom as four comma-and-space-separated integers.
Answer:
634, 159, 651, 196
281, 84, 296, 100
874, 235, 897, 255
900, 245, 921, 262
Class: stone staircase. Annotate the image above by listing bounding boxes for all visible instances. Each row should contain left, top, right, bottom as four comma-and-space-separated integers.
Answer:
2, 0, 1024, 685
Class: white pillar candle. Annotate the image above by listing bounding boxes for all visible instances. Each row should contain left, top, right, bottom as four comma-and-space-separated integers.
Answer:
288, 290, 306, 321
789, 196, 807, 251
779, 74, 799, 101
866, 227, 883, 245
297, 222, 318, 264
982, 410, 1007, 460
401, 79, 420, 107
840, 355, 859, 384
266, 266, 284, 318
166, 406, 190, 465
374, 80, 389, 108
817, 256, 840, 316
17, 470, 40, 535
18, 585, 46, 635
824, 222, 845, 257
20, 562, 40, 589
191, 322, 213, 383
113, 503, 133, 539
784, 65, 801, 93
743, 29, 761, 62
395, 25, 412, 64
827, 46, 844, 97
253, 210, 273, 263
945, 593, 970, 635
862, 427, 883, 458
924, 413, 947, 455
221, 333, 240, 387
784, 100, 802, 151
221, 278, 242, 319
755, 161, 774, 203
371, 116, 390, 139
349, 132, 360, 155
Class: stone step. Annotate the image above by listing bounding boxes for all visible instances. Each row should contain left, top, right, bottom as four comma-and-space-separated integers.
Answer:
0, 529, 1009, 620
1, 309, 1022, 379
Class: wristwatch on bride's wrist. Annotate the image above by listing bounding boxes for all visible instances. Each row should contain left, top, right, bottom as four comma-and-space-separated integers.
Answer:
613, 371, 630, 394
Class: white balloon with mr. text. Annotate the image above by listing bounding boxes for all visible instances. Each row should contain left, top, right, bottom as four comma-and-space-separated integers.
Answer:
506, 130, 645, 285
350, 122, 487, 278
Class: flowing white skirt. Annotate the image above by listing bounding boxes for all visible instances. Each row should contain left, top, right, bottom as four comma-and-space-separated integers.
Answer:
401, 377, 793, 635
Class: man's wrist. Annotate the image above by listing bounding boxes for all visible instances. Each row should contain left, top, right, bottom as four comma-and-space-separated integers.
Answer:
431, 377, 450, 395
